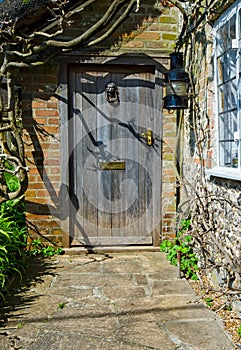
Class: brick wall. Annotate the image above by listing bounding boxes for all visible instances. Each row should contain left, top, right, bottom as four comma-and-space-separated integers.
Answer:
161, 111, 177, 239
22, 64, 62, 245
62, 1, 179, 54
115, 5, 178, 53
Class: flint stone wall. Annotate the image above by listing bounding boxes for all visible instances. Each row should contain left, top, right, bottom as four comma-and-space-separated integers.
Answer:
182, 163, 241, 309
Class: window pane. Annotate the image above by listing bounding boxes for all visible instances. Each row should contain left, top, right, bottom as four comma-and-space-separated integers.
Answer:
217, 56, 224, 84
227, 79, 237, 109
230, 15, 236, 42
218, 80, 237, 112
216, 8, 239, 170
229, 49, 237, 79
239, 8, 241, 36
238, 74, 241, 106
239, 52, 241, 73
219, 140, 238, 167
220, 53, 229, 82
217, 23, 229, 54
218, 85, 225, 112
217, 54, 228, 84
218, 50, 237, 83
219, 112, 238, 140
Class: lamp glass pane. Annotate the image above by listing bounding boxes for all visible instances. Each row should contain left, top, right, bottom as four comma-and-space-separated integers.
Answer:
165, 81, 188, 96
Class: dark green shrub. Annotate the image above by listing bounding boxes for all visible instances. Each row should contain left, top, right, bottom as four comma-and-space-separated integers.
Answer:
0, 170, 63, 299
0, 197, 28, 296
0, 166, 28, 297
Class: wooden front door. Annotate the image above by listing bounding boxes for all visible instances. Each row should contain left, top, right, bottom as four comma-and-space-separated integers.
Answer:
68, 64, 161, 247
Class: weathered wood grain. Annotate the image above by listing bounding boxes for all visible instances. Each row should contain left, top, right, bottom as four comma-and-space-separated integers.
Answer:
68, 64, 161, 246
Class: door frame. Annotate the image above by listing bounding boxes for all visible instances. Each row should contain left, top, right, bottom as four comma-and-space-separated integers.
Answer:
58, 54, 164, 248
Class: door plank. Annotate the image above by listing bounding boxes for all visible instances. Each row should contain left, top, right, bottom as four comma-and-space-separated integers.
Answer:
96, 72, 112, 237
139, 71, 155, 239
110, 72, 126, 236
81, 71, 99, 241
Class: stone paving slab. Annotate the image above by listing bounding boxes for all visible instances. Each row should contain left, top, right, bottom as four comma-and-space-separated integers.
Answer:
0, 252, 236, 349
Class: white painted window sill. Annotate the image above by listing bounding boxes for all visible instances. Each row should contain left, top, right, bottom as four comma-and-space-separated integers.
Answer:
205, 167, 241, 181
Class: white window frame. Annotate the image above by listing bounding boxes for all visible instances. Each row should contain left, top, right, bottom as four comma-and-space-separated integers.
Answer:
208, 0, 241, 180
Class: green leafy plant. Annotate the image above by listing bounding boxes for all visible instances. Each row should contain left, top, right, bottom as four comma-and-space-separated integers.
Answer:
205, 297, 213, 307
28, 239, 63, 257
160, 219, 198, 280
4, 172, 19, 192
0, 169, 62, 299
0, 197, 28, 296
238, 324, 241, 338
3, 161, 20, 192
17, 322, 24, 329
58, 302, 67, 309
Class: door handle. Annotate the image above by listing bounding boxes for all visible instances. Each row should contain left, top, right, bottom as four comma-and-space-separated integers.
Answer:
140, 129, 153, 146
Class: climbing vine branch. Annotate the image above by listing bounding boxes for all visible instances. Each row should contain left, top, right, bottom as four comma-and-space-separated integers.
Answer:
0, 0, 137, 203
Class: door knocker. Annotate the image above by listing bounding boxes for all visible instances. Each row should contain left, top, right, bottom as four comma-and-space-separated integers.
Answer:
105, 82, 119, 103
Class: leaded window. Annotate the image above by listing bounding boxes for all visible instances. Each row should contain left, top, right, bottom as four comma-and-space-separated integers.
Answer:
214, 2, 241, 171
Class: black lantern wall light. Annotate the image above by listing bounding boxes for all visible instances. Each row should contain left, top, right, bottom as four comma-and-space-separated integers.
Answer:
163, 52, 189, 110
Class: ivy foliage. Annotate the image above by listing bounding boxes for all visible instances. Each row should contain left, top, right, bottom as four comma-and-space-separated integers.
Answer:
27, 238, 63, 257
160, 219, 198, 280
